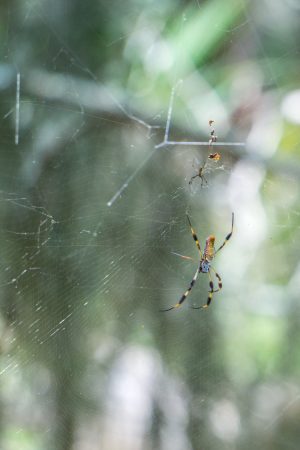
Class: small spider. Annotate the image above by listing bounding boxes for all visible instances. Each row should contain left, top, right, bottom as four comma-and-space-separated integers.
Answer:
188, 165, 208, 188
188, 120, 221, 188
160, 213, 234, 311
208, 152, 221, 161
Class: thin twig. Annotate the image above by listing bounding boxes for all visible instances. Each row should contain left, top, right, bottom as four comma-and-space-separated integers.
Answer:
155, 140, 245, 149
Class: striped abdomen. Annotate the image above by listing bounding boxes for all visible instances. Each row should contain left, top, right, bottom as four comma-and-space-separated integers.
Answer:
204, 235, 215, 261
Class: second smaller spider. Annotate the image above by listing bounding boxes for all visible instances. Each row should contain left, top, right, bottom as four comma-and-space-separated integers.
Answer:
188, 165, 208, 188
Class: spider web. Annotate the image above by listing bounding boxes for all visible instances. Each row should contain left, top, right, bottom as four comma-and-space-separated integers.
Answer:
0, 1, 300, 450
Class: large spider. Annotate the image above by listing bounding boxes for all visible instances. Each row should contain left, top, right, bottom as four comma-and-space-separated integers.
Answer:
160, 213, 234, 311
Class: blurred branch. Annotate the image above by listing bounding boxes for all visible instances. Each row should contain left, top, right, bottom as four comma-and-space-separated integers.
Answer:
24, 68, 159, 131
2, 65, 300, 179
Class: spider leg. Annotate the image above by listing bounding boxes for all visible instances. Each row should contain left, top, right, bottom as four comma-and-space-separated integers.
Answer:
189, 174, 199, 185
191, 269, 220, 310
192, 158, 200, 170
214, 212, 234, 255
186, 215, 203, 258
200, 173, 208, 188
171, 252, 196, 262
160, 264, 200, 312
210, 266, 222, 291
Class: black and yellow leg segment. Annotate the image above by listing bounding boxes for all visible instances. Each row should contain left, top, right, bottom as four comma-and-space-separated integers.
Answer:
203, 278, 214, 309
186, 215, 202, 258
160, 265, 200, 312
210, 266, 222, 291
214, 212, 234, 255
191, 270, 220, 310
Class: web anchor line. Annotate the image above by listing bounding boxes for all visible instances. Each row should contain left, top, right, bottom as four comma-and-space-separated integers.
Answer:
155, 140, 245, 150
15, 72, 20, 145
107, 83, 245, 207
107, 147, 158, 207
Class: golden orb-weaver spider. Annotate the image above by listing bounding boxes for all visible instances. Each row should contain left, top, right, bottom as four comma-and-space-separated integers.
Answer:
160, 213, 234, 311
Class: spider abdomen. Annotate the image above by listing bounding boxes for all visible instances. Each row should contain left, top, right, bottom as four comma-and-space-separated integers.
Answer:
204, 235, 215, 261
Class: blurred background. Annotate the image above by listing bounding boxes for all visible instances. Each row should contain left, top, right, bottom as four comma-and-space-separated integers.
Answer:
0, 0, 300, 449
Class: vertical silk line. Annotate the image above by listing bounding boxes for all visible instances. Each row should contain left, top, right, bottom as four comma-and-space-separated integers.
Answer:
15, 73, 20, 145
